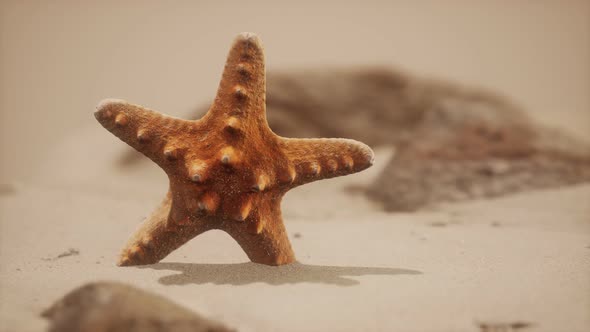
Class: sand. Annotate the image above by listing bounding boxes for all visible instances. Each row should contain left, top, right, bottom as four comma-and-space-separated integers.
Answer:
1, 140, 589, 331
1, 2, 589, 332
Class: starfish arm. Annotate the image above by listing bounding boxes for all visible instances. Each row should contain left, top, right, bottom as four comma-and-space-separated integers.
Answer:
222, 199, 295, 265
94, 99, 196, 168
118, 191, 213, 266
206, 32, 266, 121
279, 137, 375, 186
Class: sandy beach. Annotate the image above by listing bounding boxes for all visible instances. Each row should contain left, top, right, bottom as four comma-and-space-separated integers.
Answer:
1, 1, 589, 331
1, 144, 589, 331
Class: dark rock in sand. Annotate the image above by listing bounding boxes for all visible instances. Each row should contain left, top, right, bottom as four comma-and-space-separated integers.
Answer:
118, 67, 590, 211
42, 281, 234, 332
41, 248, 80, 261
265, 68, 590, 210
0, 183, 16, 196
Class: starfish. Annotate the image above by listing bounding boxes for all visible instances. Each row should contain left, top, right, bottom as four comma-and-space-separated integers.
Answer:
94, 32, 375, 266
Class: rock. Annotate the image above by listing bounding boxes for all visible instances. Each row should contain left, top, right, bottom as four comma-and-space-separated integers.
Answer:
119, 67, 590, 212
42, 282, 234, 332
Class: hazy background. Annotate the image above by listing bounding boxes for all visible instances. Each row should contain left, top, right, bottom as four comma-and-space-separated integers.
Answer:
1, 0, 589, 182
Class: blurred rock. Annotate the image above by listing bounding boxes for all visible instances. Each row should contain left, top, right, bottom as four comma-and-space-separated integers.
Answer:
118, 67, 590, 211
42, 282, 234, 332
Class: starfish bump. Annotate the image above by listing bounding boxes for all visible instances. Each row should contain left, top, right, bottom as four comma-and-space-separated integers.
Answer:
95, 32, 375, 266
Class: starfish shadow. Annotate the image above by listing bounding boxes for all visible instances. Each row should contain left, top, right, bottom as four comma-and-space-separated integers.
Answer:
139, 262, 422, 287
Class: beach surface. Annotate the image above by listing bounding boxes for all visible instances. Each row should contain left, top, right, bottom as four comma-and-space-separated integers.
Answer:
1, 1, 589, 331
1, 141, 589, 331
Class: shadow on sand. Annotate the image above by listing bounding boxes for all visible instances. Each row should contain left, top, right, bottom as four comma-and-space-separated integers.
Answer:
140, 262, 421, 287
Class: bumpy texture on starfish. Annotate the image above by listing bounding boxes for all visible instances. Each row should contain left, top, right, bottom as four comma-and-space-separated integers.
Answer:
95, 32, 375, 266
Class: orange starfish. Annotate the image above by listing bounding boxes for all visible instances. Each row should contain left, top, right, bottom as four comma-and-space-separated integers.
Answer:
95, 32, 374, 266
